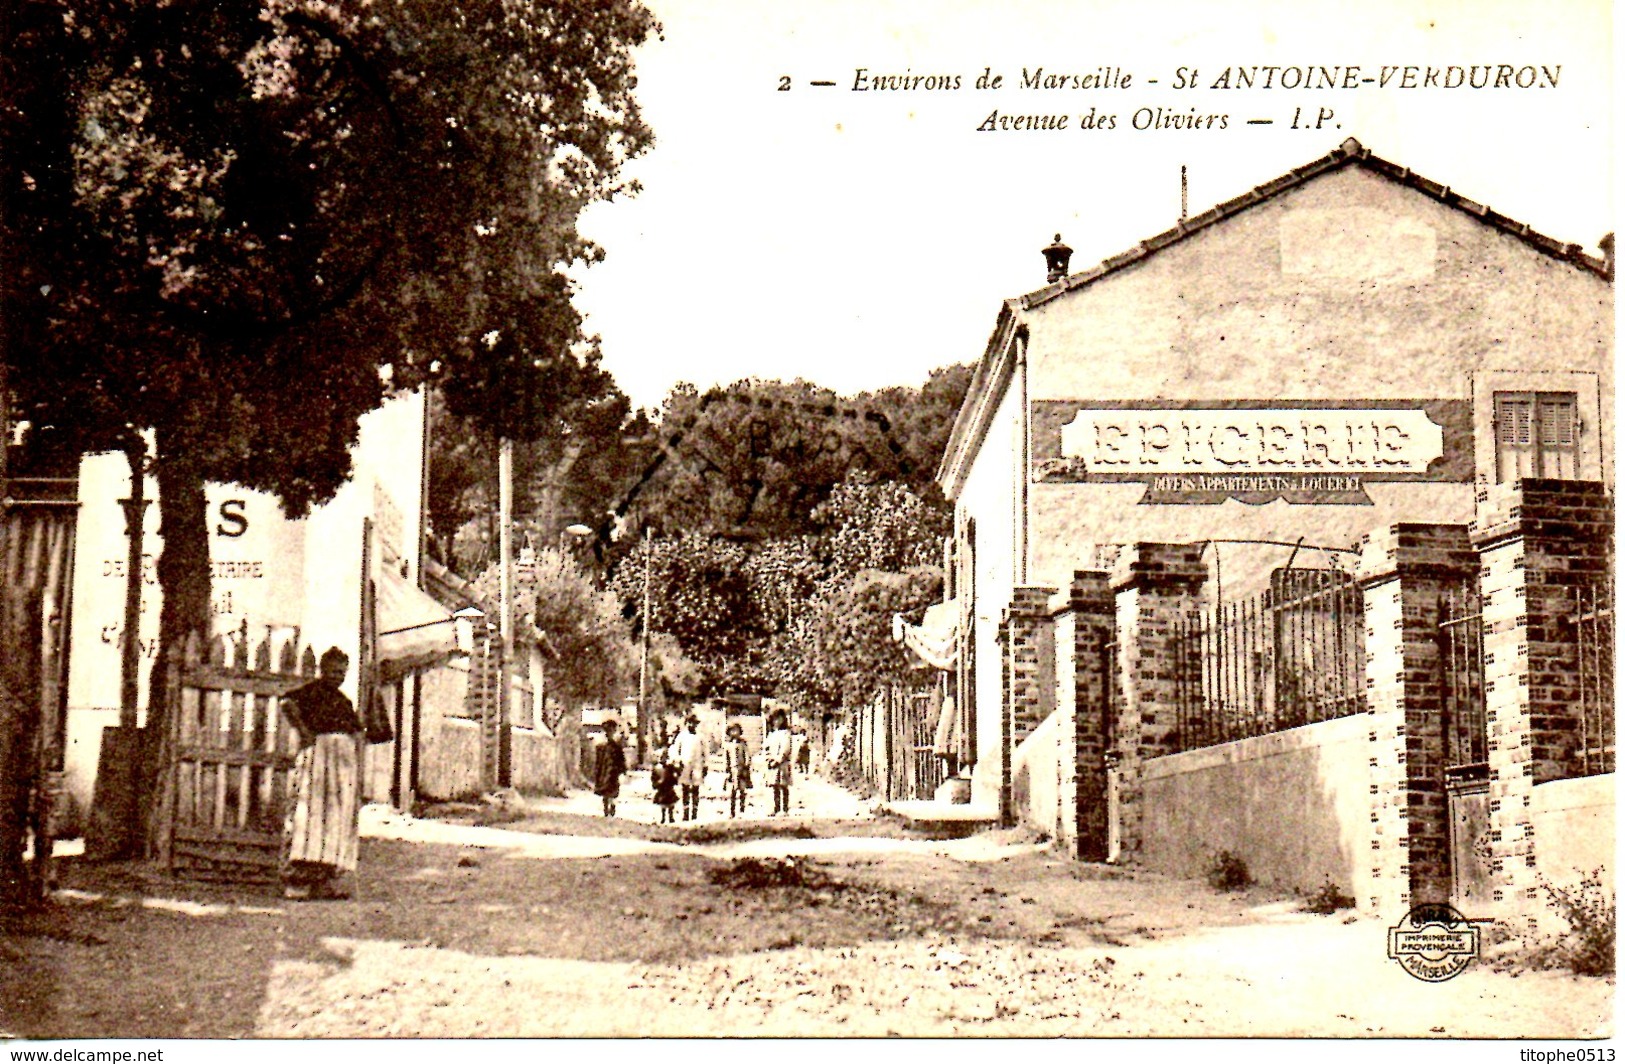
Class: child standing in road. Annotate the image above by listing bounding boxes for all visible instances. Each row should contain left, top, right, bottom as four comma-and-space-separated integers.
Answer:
652, 754, 679, 824
593, 719, 627, 818
723, 722, 751, 818
762, 711, 794, 816
670, 714, 706, 822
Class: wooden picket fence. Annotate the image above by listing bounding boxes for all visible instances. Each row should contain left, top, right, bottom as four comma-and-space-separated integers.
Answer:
157, 628, 319, 883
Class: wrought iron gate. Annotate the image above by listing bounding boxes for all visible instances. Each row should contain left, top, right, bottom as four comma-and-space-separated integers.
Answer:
1572, 582, 1614, 776
1172, 569, 1365, 752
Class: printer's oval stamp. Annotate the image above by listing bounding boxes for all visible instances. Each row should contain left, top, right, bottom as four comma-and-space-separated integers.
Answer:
1387, 902, 1480, 982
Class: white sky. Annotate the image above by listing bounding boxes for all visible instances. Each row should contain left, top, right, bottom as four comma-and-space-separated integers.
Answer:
570, 0, 1613, 411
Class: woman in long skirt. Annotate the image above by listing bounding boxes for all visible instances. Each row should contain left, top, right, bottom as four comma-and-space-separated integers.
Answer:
281, 648, 365, 900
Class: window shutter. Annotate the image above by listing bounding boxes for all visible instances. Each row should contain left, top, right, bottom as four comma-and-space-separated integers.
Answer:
1494, 394, 1537, 482
1539, 397, 1576, 446
1497, 398, 1533, 445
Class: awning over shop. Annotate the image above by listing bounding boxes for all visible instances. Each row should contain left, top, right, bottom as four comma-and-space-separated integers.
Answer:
377, 566, 459, 675
891, 598, 959, 670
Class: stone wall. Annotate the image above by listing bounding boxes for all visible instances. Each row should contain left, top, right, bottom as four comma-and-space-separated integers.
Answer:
1140, 714, 1372, 897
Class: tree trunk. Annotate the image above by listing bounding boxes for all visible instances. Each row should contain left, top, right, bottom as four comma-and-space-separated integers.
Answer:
139, 437, 212, 856
84, 445, 149, 860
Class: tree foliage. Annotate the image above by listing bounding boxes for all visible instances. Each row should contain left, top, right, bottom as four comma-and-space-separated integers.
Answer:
5, 0, 659, 598
765, 475, 951, 708
608, 532, 768, 694
427, 372, 653, 577
813, 474, 951, 577
853, 361, 978, 491
588, 367, 970, 702
803, 565, 944, 707
471, 547, 634, 711
607, 466, 953, 703
0, 0, 659, 871
624, 377, 953, 543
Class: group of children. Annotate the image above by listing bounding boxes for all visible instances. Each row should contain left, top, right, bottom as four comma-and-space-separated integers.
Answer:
646, 711, 799, 821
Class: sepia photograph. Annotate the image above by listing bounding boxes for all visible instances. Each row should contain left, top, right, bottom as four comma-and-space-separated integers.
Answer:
0, 0, 1613, 1047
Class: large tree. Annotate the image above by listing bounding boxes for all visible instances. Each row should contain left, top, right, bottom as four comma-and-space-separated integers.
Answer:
593, 370, 971, 702
428, 377, 656, 579
606, 469, 952, 702
608, 531, 768, 694
764, 473, 951, 709
0, 0, 658, 879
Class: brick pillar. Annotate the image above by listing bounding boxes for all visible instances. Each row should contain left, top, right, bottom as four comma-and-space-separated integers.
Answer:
1472, 479, 1613, 925
1053, 602, 1077, 849
1068, 570, 1115, 862
998, 587, 1055, 826
1110, 544, 1206, 863
1358, 523, 1476, 917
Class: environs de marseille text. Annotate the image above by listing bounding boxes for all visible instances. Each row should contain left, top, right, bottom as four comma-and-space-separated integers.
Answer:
848, 64, 1563, 93
835, 63, 1562, 133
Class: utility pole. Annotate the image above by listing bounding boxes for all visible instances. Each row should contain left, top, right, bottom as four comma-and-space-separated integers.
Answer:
119, 442, 145, 730
496, 437, 515, 789
638, 525, 652, 766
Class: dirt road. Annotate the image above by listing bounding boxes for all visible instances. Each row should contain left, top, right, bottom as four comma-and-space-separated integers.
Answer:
2, 800, 1611, 1039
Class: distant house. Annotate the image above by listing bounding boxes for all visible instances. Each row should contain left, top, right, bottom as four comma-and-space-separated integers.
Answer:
394, 556, 584, 804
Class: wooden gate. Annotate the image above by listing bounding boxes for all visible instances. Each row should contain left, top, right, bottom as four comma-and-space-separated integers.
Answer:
896, 688, 947, 801
1438, 584, 1493, 908
157, 630, 317, 883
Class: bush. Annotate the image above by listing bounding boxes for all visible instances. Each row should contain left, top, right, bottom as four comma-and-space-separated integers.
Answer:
708, 856, 831, 891
1205, 850, 1253, 892
1544, 871, 1615, 977
1302, 878, 1356, 914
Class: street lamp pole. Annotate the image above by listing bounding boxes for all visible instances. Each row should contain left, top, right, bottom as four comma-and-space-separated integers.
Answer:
496, 437, 514, 789
638, 525, 652, 766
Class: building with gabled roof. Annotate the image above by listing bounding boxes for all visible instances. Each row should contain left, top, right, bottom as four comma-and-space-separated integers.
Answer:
934, 138, 1611, 922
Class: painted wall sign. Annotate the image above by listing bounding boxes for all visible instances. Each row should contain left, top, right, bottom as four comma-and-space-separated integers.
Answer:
1031, 399, 1474, 504
68, 453, 307, 711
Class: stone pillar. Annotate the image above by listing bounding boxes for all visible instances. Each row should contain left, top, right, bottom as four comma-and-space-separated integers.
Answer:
1067, 570, 1115, 862
1110, 544, 1206, 863
1358, 523, 1477, 917
998, 586, 1055, 827
1471, 479, 1613, 925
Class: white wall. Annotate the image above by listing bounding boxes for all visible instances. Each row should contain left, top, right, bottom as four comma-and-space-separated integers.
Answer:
956, 368, 1021, 811
62, 390, 428, 819
66, 454, 308, 715
1017, 166, 1611, 596
1011, 706, 1067, 842
1139, 714, 1374, 904
1531, 773, 1614, 902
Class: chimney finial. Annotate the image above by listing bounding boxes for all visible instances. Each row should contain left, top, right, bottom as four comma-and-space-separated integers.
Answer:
1042, 234, 1073, 284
